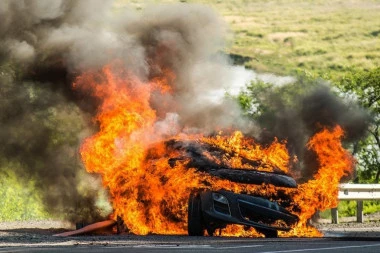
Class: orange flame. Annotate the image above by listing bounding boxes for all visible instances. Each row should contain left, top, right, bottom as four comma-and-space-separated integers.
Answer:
284, 125, 355, 237
202, 131, 290, 173
74, 63, 354, 237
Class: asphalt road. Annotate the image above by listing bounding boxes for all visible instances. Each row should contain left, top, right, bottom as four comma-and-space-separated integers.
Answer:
1, 235, 380, 253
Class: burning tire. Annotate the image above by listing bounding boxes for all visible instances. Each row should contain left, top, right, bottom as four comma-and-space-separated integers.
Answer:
187, 192, 205, 236
256, 228, 278, 238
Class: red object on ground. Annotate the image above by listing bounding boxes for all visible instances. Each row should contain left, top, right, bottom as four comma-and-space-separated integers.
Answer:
53, 220, 116, 237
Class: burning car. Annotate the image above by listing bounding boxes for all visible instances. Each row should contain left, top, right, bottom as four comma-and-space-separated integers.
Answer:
187, 171, 299, 237
72, 59, 354, 237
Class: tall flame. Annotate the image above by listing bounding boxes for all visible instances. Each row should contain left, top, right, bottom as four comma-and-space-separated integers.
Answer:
74, 63, 354, 236
284, 126, 355, 237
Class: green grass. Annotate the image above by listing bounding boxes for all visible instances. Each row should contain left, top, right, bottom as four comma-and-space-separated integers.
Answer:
119, 0, 380, 78
0, 165, 49, 221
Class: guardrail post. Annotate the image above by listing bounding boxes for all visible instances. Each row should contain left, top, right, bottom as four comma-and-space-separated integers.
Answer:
357, 200, 363, 223
331, 208, 339, 224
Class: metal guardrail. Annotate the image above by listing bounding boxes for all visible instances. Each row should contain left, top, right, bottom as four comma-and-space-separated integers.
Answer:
331, 184, 380, 223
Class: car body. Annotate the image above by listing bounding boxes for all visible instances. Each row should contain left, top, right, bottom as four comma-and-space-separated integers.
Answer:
188, 189, 299, 237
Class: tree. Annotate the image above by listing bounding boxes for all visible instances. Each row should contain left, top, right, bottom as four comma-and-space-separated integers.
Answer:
337, 67, 380, 182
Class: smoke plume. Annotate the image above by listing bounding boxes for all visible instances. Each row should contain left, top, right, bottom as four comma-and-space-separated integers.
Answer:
0, 0, 250, 222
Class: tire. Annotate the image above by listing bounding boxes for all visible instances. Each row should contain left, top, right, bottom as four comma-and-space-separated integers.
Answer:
187, 192, 205, 236
257, 228, 278, 238
206, 226, 216, 236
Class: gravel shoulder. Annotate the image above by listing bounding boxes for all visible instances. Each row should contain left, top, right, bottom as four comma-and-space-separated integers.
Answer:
0, 220, 73, 231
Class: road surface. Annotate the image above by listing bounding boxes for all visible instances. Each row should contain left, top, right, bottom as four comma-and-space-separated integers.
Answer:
1, 221, 380, 253
1, 234, 380, 253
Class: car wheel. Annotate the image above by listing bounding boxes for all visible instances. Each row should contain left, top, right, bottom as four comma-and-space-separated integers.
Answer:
188, 192, 205, 236
257, 228, 278, 238
206, 226, 216, 236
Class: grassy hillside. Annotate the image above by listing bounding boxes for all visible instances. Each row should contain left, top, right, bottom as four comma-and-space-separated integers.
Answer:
122, 0, 380, 78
